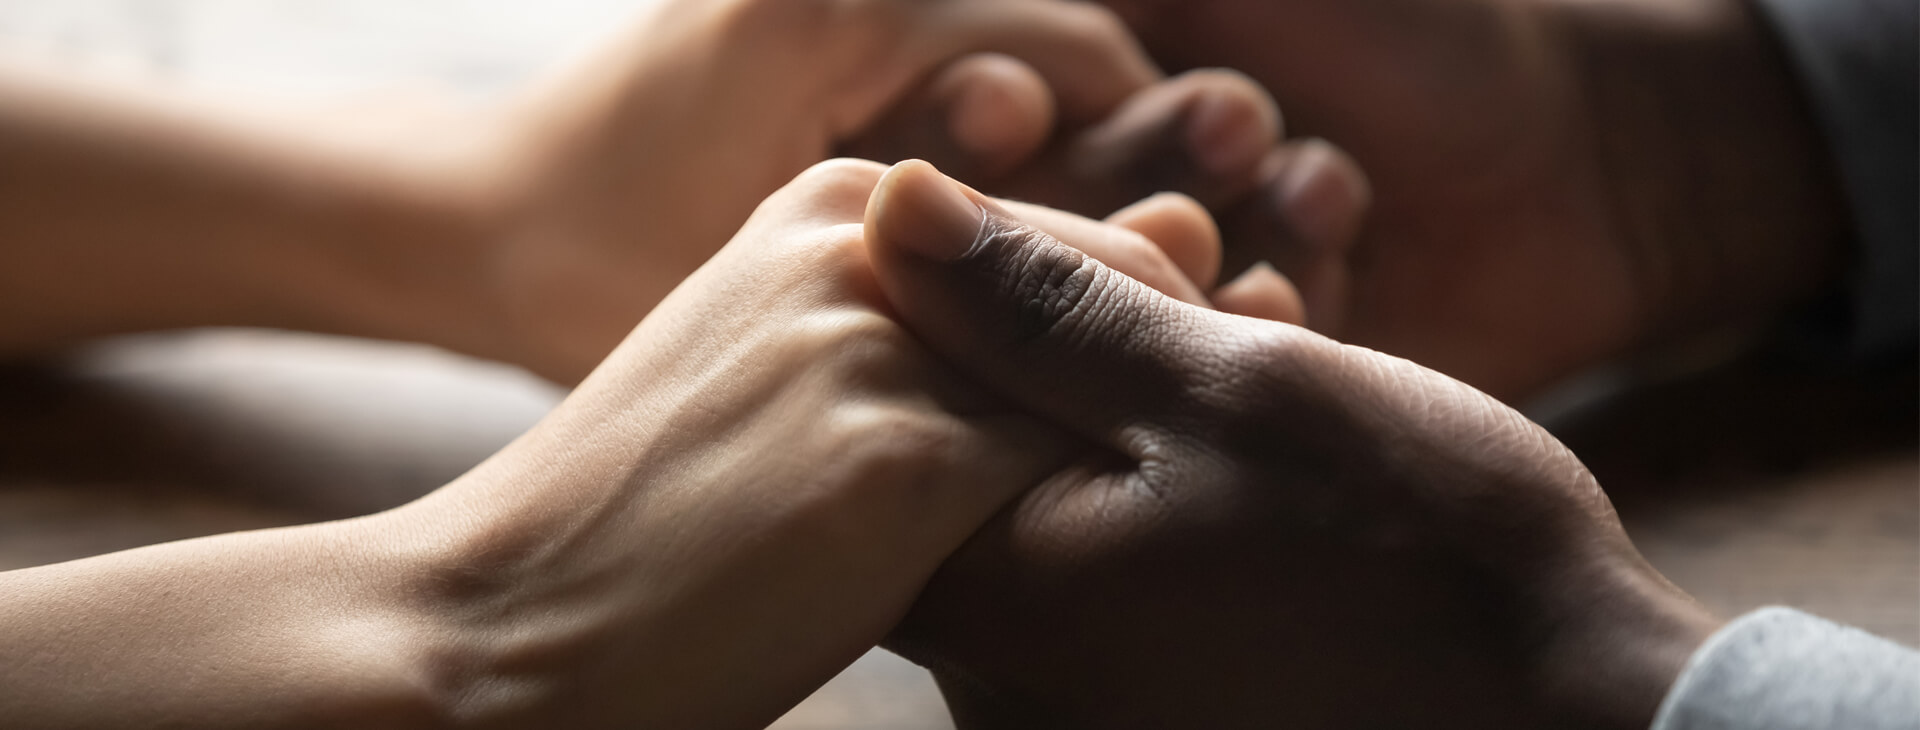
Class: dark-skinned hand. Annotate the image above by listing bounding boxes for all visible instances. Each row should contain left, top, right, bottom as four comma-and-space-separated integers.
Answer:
858, 161, 1724, 730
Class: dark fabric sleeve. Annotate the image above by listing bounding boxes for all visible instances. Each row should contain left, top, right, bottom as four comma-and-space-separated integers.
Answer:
1750, 0, 1918, 362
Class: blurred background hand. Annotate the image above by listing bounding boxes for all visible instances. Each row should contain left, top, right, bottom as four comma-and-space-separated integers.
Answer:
468, 0, 1346, 382
1093, 0, 1849, 399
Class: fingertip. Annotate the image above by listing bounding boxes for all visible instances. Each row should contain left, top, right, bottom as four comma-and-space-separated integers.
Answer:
1213, 262, 1307, 325
1273, 139, 1372, 253
942, 54, 1055, 176
867, 160, 989, 262
1106, 192, 1223, 289
1182, 69, 1282, 179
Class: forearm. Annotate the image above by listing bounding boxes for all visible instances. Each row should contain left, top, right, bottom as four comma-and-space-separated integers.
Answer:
0, 64, 498, 356
0, 514, 446, 727
0, 470, 661, 729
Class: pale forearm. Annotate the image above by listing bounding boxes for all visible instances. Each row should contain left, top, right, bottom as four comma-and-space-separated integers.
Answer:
0, 515, 447, 728
0, 65, 498, 357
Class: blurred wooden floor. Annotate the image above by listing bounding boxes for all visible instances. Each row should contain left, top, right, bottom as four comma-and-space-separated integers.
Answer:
0, 330, 1912, 729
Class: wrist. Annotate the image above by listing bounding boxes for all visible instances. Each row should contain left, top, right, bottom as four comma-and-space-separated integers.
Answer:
328, 165, 509, 360
365, 413, 696, 726
231, 122, 516, 367
435, 61, 737, 383
1550, 0, 1849, 351
1529, 553, 1722, 730
364, 479, 611, 727
317, 129, 619, 383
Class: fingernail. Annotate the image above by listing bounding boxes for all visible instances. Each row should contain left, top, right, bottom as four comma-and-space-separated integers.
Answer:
873, 159, 987, 260
1186, 93, 1267, 177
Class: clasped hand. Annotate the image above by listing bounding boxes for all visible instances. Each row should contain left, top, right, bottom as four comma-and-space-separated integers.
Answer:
401, 158, 1716, 729
363, 158, 1292, 727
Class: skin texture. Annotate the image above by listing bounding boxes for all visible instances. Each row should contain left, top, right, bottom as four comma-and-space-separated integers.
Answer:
0, 0, 1331, 383
0, 159, 1297, 728
1094, 0, 1850, 399
859, 162, 1725, 730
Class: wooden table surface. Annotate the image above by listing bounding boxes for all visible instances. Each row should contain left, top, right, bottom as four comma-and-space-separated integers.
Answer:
0, 330, 1912, 728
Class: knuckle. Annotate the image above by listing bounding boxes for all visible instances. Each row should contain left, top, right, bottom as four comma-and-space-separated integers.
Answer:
1239, 324, 1328, 373
1198, 323, 1327, 408
745, 221, 864, 286
787, 158, 887, 201
786, 308, 905, 365
828, 313, 917, 372
820, 401, 960, 496
801, 221, 869, 258
842, 403, 958, 460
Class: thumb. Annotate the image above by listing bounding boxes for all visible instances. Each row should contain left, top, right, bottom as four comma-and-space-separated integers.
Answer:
864, 159, 1235, 447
